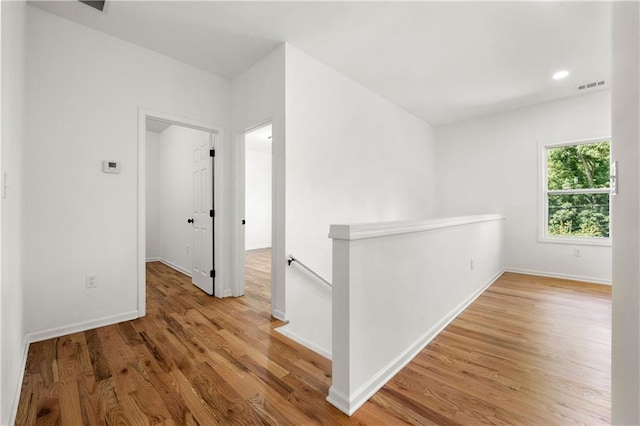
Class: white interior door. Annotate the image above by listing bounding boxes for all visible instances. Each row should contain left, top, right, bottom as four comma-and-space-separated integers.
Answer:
191, 133, 214, 295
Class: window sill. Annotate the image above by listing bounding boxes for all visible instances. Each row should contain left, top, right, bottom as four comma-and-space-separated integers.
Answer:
538, 236, 612, 247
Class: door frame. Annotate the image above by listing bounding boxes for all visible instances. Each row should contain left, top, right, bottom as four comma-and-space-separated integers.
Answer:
137, 108, 224, 316
234, 120, 273, 296
232, 115, 285, 321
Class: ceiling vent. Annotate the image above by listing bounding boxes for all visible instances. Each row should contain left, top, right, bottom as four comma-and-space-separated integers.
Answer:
578, 80, 605, 91
78, 1, 106, 12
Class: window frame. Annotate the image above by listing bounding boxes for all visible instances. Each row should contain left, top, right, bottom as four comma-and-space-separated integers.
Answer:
538, 137, 612, 246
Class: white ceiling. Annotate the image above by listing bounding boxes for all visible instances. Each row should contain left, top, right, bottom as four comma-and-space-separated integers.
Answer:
32, 1, 611, 126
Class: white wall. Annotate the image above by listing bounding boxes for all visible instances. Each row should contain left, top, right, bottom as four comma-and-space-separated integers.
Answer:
611, 2, 640, 424
0, 1, 26, 423
328, 215, 504, 415
145, 131, 161, 260
231, 45, 285, 312
280, 45, 437, 356
24, 5, 231, 335
245, 128, 272, 250
436, 90, 611, 283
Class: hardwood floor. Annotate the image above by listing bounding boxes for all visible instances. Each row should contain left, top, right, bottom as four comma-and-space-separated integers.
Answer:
16, 251, 611, 425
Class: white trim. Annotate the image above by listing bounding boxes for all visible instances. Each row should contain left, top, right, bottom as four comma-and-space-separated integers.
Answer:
547, 188, 611, 195
233, 119, 277, 302
505, 267, 611, 285
138, 110, 147, 316
330, 268, 504, 415
275, 326, 332, 360
7, 337, 30, 426
538, 137, 612, 246
329, 214, 504, 241
7, 311, 140, 423
147, 257, 192, 277
271, 308, 286, 321
545, 136, 612, 150
538, 236, 611, 247
138, 108, 225, 314
234, 114, 287, 320
326, 388, 351, 416
158, 258, 192, 278
232, 129, 245, 298
211, 130, 225, 298
24, 310, 140, 344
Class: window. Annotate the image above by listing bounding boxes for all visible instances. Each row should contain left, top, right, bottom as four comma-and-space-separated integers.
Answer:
541, 138, 611, 244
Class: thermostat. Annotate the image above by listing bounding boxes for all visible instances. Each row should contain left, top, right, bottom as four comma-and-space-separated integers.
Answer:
103, 160, 121, 174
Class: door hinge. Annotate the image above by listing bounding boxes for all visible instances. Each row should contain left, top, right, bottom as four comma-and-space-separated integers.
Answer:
209, 149, 215, 157
210, 209, 215, 218
210, 270, 216, 278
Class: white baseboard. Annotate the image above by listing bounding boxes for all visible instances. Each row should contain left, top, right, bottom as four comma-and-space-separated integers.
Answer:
505, 267, 611, 285
9, 309, 140, 424
153, 259, 232, 296
275, 325, 332, 360
332, 268, 504, 416
245, 246, 272, 251
149, 258, 231, 298
326, 387, 351, 415
25, 310, 140, 344
271, 308, 286, 321
158, 258, 192, 277
7, 336, 30, 426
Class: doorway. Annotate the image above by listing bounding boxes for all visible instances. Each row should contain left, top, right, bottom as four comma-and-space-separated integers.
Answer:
242, 124, 273, 299
138, 110, 223, 315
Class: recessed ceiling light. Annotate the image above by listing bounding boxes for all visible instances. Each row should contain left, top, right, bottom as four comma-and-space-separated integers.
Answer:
553, 70, 570, 80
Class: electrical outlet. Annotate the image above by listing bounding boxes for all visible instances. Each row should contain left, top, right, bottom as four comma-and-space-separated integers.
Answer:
573, 248, 582, 257
85, 274, 97, 289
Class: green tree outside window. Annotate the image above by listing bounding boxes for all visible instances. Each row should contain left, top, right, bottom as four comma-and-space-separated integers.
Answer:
546, 140, 610, 238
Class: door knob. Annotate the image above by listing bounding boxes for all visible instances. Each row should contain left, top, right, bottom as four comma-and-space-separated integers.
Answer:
187, 218, 194, 224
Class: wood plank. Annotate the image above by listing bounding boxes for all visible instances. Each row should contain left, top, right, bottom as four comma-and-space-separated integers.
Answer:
188, 361, 265, 424
16, 249, 611, 424
129, 343, 192, 424
76, 373, 103, 426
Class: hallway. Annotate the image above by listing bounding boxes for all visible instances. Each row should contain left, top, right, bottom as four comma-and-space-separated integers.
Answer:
15, 253, 610, 424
